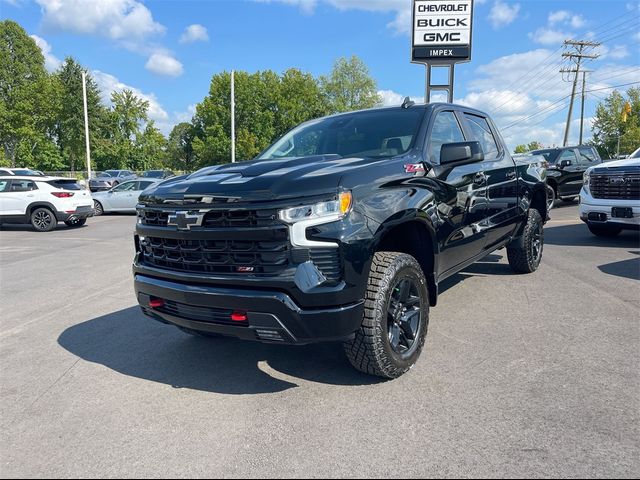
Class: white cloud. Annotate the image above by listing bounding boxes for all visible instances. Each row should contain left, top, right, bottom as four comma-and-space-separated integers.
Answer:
180, 24, 209, 44
93, 70, 170, 130
548, 10, 570, 25
175, 104, 197, 124
145, 53, 184, 77
528, 27, 571, 46
548, 9, 585, 29
35, 0, 165, 41
488, 1, 520, 29
30, 34, 61, 71
599, 45, 630, 60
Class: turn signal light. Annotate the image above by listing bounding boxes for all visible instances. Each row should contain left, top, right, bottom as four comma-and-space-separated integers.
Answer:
231, 311, 248, 322
51, 192, 74, 198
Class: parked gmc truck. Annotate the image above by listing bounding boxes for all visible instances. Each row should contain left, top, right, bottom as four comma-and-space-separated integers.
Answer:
133, 103, 548, 378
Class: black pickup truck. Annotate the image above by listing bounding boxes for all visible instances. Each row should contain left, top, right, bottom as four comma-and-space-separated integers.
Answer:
133, 102, 548, 378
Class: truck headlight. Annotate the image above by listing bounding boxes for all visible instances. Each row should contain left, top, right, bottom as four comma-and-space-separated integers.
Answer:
278, 191, 353, 225
583, 171, 591, 191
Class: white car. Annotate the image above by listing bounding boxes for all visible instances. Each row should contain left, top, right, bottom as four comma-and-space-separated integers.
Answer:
92, 179, 160, 215
580, 152, 640, 237
0, 176, 94, 232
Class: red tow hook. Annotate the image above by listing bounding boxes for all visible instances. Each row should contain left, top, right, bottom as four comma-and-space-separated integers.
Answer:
149, 298, 165, 308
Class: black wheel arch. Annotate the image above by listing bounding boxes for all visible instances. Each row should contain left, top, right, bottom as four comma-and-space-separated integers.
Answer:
27, 202, 59, 218
371, 212, 439, 307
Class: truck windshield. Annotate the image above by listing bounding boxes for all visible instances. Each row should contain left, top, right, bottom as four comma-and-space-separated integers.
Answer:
258, 109, 425, 160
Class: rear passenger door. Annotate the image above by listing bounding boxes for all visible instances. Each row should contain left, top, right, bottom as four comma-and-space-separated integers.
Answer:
461, 113, 520, 251
427, 110, 488, 276
4, 179, 38, 215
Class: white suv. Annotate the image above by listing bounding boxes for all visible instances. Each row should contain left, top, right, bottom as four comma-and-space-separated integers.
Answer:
0, 176, 94, 232
580, 150, 640, 237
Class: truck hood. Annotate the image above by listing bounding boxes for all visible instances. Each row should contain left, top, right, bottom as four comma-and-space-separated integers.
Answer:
139, 155, 388, 205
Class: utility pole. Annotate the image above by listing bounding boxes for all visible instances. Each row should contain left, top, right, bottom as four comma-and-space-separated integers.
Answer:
231, 70, 236, 163
81, 72, 92, 186
579, 71, 588, 145
560, 40, 600, 147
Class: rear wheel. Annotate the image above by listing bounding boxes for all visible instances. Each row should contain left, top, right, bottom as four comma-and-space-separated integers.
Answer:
344, 252, 429, 379
65, 218, 86, 228
546, 184, 556, 211
30, 208, 57, 232
587, 224, 622, 237
93, 201, 104, 216
507, 209, 544, 273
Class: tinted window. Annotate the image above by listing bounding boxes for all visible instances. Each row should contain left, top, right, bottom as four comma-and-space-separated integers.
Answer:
10, 180, 37, 192
578, 147, 600, 166
48, 180, 83, 191
112, 181, 137, 192
142, 171, 163, 178
0, 180, 9, 192
531, 149, 560, 163
558, 149, 577, 165
259, 109, 425, 160
428, 111, 465, 163
11, 169, 42, 176
464, 114, 499, 158
104, 171, 118, 177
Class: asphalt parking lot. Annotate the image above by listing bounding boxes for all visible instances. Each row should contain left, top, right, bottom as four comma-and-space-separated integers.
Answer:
1, 204, 638, 478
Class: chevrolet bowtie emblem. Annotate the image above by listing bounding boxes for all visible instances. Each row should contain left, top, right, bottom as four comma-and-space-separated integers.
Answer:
167, 211, 204, 230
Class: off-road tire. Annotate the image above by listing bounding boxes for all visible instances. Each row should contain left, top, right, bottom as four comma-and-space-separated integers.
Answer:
507, 209, 544, 273
344, 252, 429, 379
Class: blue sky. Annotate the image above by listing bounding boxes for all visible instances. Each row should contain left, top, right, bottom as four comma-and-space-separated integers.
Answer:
1, 0, 639, 150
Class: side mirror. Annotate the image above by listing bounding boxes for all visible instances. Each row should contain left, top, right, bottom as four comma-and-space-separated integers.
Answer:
559, 159, 572, 168
440, 141, 484, 166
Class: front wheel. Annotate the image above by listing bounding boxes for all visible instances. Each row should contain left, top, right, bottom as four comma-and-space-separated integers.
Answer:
93, 201, 104, 216
507, 209, 544, 273
588, 224, 622, 237
344, 252, 429, 379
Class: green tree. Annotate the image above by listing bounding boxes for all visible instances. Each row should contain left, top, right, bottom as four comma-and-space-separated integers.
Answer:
514, 141, 543, 154
56, 57, 104, 172
591, 88, 640, 158
167, 122, 196, 171
136, 121, 167, 170
320, 56, 381, 113
0, 20, 60, 168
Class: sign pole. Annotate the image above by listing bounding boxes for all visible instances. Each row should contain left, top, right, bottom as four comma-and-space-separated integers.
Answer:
411, 0, 474, 104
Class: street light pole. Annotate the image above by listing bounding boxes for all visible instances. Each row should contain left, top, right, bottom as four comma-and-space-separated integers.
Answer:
231, 70, 236, 163
81, 72, 92, 187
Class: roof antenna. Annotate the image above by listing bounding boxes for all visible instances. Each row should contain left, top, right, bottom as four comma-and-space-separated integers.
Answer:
401, 97, 415, 109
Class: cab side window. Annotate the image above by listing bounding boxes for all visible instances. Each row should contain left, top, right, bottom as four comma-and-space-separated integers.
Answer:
464, 114, 499, 159
428, 111, 466, 163
558, 149, 577, 166
0, 180, 9, 192
578, 147, 600, 166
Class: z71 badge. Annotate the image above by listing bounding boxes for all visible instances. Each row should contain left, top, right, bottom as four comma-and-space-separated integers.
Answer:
404, 163, 426, 175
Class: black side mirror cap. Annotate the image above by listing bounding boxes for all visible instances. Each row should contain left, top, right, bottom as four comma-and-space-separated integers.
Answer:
560, 159, 572, 168
440, 141, 485, 166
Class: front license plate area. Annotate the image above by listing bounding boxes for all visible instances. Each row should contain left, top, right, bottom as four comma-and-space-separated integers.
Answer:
611, 207, 633, 219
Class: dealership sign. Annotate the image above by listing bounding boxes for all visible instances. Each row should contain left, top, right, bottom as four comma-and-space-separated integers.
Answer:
412, 0, 474, 64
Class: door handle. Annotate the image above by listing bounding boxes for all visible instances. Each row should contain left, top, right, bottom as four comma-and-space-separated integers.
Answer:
506, 171, 517, 180
473, 172, 486, 185
27, 194, 35, 197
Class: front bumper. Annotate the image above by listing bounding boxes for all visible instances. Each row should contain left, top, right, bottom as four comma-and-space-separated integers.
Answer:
579, 188, 640, 229
135, 274, 364, 344
55, 205, 95, 222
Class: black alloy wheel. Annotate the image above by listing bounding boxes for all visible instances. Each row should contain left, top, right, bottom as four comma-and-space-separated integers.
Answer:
387, 277, 422, 358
